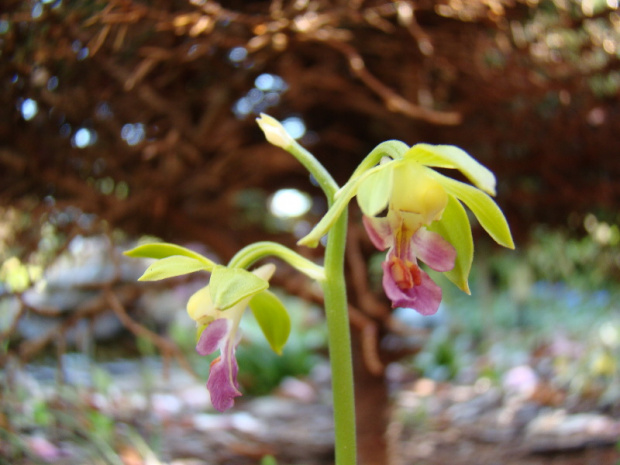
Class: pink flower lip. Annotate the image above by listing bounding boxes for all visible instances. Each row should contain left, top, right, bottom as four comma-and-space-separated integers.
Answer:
363, 214, 456, 315
196, 318, 242, 412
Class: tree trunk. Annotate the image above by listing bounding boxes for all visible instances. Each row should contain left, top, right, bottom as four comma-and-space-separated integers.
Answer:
353, 330, 390, 465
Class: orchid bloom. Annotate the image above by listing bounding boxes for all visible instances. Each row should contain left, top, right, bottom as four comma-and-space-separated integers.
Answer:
360, 160, 462, 314
187, 263, 290, 411
125, 242, 305, 412
299, 142, 514, 315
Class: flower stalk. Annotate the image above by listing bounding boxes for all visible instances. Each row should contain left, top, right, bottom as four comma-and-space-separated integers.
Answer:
228, 241, 325, 282
257, 114, 357, 465
322, 207, 357, 465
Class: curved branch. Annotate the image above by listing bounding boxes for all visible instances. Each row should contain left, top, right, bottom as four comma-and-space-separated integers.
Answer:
322, 39, 461, 125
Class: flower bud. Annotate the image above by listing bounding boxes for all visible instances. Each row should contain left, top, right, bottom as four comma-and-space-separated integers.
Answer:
256, 113, 294, 149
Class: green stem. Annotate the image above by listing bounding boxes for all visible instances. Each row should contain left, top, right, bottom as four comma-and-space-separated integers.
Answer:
259, 117, 357, 463
232, 226, 358, 465
286, 138, 357, 464
322, 209, 356, 465
228, 241, 325, 282
284, 139, 339, 200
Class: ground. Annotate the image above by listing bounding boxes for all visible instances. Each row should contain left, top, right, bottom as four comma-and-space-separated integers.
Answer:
2, 355, 618, 465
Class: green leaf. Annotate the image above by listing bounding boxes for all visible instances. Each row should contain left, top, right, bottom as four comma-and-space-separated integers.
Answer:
407, 144, 497, 196
432, 173, 514, 249
138, 255, 210, 281
428, 195, 473, 294
125, 242, 215, 269
356, 162, 394, 217
249, 290, 291, 355
209, 265, 269, 311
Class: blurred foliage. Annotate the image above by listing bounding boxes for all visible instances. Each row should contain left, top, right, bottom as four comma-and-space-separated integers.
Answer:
231, 293, 325, 396
0, 213, 619, 462
414, 327, 462, 382
1, 378, 145, 464
410, 221, 620, 404
525, 216, 620, 289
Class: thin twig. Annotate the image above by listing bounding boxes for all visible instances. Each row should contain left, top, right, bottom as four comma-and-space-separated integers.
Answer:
323, 39, 462, 125
18, 291, 113, 361
348, 305, 384, 376
104, 289, 198, 380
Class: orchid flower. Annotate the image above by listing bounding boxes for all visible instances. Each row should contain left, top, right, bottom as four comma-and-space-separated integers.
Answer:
187, 263, 291, 411
299, 143, 514, 315
124, 243, 291, 412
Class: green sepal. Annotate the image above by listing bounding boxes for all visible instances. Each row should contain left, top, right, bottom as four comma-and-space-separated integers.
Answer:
124, 242, 215, 269
347, 140, 409, 182
249, 290, 291, 355
406, 144, 497, 196
138, 255, 211, 281
428, 195, 473, 294
300, 142, 408, 248
356, 161, 394, 217
297, 177, 357, 247
209, 265, 269, 311
299, 162, 391, 247
430, 172, 514, 250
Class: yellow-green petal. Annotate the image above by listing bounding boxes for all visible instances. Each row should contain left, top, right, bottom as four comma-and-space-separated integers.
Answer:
187, 285, 214, 322
432, 173, 514, 249
299, 176, 359, 247
347, 140, 409, 182
124, 242, 215, 269
209, 265, 269, 311
407, 144, 497, 196
249, 290, 291, 355
427, 195, 473, 294
356, 163, 393, 217
300, 162, 399, 247
138, 255, 210, 281
391, 161, 448, 226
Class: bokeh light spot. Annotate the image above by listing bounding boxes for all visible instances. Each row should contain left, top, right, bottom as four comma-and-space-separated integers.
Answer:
21, 99, 38, 121
282, 117, 306, 140
269, 189, 312, 218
